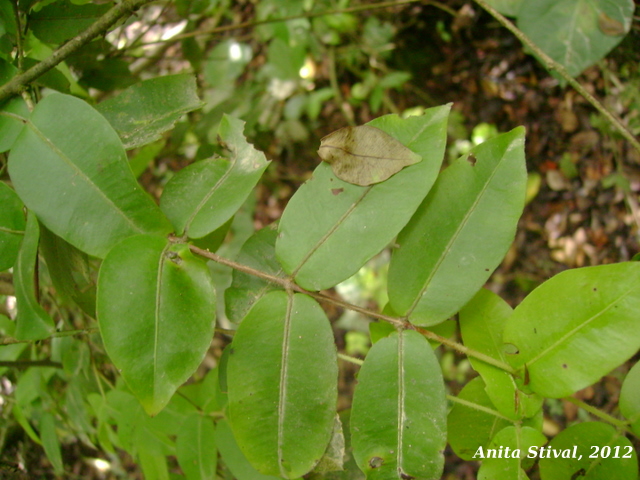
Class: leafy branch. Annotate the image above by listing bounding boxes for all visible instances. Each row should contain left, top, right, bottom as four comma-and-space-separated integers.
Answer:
186, 242, 518, 375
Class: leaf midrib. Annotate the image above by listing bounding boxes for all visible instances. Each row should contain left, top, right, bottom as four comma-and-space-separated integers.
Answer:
526, 284, 637, 368
27, 121, 145, 235
405, 151, 508, 318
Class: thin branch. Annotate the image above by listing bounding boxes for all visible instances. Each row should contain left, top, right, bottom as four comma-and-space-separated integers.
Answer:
473, 0, 640, 155
0, 359, 62, 369
186, 242, 517, 374
142, 0, 444, 46
0, 327, 99, 346
0, 0, 156, 102
563, 396, 635, 437
446, 393, 512, 421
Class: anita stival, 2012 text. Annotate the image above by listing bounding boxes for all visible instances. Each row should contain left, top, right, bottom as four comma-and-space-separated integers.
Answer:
472, 445, 635, 461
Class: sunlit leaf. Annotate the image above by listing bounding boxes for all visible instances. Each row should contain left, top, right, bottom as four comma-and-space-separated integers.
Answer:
503, 262, 640, 398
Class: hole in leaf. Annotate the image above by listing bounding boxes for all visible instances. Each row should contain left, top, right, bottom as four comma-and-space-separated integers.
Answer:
503, 343, 519, 355
369, 457, 384, 469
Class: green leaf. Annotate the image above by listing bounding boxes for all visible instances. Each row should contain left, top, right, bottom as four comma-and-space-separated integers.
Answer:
97, 234, 216, 415
225, 224, 284, 322
460, 289, 542, 420
620, 361, 640, 435
216, 419, 282, 480
40, 226, 97, 317
8, 93, 172, 258
0, 96, 29, 152
388, 127, 527, 326
538, 422, 637, 479
517, 0, 634, 78
351, 330, 447, 479
276, 106, 451, 291
160, 115, 269, 238
13, 212, 55, 340
485, 0, 523, 16
448, 377, 512, 461
318, 125, 422, 186
30, 1, 111, 45
96, 74, 204, 150
40, 411, 64, 475
227, 291, 337, 478
176, 414, 217, 480
477, 426, 546, 480
503, 262, 640, 398
0, 181, 26, 272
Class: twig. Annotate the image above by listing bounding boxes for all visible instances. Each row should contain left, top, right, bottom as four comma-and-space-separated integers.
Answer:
0, 0, 156, 102
563, 396, 634, 436
142, 0, 446, 46
185, 242, 517, 374
0, 327, 99, 346
473, 0, 640, 155
0, 359, 62, 369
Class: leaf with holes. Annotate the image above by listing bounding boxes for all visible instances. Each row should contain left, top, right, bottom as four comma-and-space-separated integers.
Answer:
276, 106, 450, 291
227, 291, 337, 478
351, 329, 447, 480
160, 115, 269, 238
97, 234, 216, 415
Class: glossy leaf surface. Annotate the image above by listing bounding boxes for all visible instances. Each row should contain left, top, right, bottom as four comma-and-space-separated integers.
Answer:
318, 125, 422, 186
460, 289, 542, 420
13, 212, 55, 340
160, 115, 269, 238
388, 127, 526, 326
227, 291, 337, 478
97, 234, 216, 415
0, 181, 25, 272
277, 106, 450, 291
97, 74, 204, 149
518, 0, 634, 78
503, 262, 640, 398
225, 225, 284, 322
351, 330, 446, 479
8, 94, 171, 258
538, 422, 637, 479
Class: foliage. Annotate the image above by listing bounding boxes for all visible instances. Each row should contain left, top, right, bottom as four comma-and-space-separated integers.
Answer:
0, 0, 639, 479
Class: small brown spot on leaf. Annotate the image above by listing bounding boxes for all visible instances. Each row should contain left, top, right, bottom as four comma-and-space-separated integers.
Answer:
331, 188, 344, 195
598, 12, 626, 36
467, 153, 477, 166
